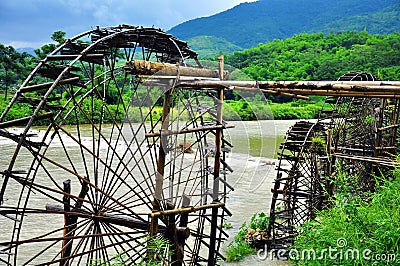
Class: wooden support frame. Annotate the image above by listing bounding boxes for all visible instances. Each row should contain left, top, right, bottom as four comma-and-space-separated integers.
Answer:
208, 56, 225, 266
61, 179, 72, 266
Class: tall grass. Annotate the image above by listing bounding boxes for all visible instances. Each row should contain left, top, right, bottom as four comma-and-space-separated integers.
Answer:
291, 169, 400, 265
225, 212, 269, 262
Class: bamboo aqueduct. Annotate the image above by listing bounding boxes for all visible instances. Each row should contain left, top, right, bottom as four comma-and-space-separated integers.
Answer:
1, 25, 400, 265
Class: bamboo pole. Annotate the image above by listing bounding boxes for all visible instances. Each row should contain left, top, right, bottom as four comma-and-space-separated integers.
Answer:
333, 153, 400, 167
177, 80, 400, 88
144, 124, 234, 138
61, 180, 71, 266
125, 60, 229, 79
175, 80, 400, 98
150, 202, 225, 217
208, 56, 225, 266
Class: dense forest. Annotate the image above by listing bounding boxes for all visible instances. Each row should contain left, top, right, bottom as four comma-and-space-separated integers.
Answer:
0, 45, 35, 100
1, 31, 400, 121
170, 0, 400, 49
225, 31, 400, 81
0, 31, 66, 99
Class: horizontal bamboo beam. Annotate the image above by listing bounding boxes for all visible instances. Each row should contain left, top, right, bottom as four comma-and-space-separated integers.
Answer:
125, 60, 229, 79
0, 112, 53, 129
45, 204, 153, 231
145, 125, 234, 138
333, 153, 399, 167
378, 124, 400, 131
272, 88, 400, 98
151, 202, 225, 217
177, 80, 400, 88
138, 75, 221, 81
19, 77, 81, 93
46, 54, 105, 60
176, 80, 400, 98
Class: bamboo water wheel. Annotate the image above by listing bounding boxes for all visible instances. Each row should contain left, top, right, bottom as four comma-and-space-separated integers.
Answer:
266, 121, 329, 251
266, 72, 400, 255
321, 72, 400, 194
0, 25, 233, 265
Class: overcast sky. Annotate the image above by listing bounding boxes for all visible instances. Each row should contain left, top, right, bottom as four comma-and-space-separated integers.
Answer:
0, 0, 257, 49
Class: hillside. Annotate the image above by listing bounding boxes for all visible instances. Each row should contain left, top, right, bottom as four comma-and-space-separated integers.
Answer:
169, 0, 399, 49
225, 31, 400, 81
186, 36, 242, 59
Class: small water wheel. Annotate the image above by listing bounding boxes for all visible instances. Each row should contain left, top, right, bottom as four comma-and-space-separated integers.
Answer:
266, 121, 328, 251
0, 25, 232, 265
322, 72, 400, 194
266, 72, 400, 254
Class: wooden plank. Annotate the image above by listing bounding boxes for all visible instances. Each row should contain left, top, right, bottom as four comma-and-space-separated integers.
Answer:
0, 112, 53, 128
46, 54, 104, 60
19, 77, 81, 93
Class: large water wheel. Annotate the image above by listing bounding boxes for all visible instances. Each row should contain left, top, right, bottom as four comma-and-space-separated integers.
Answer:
0, 25, 232, 265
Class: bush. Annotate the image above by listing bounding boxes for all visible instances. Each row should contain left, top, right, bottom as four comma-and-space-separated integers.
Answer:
225, 212, 270, 262
226, 240, 256, 262
291, 170, 400, 265
270, 103, 322, 120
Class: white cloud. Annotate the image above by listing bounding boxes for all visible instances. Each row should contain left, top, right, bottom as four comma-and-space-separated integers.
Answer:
6, 41, 49, 49
1, 0, 258, 48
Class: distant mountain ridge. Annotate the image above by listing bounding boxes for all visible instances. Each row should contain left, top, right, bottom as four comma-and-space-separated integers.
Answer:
169, 0, 400, 51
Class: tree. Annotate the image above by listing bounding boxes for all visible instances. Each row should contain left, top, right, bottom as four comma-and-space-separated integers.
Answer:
34, 31, 66, 59
0, 45, 33, 100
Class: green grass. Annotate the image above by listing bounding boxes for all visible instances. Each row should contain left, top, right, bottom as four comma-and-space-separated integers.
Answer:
269, 100, 324, 120
225, 212, 270, 262
224, 98, 325, 121
88, 237, 171, 266
226, 240, 257, 262
291, 168, 400, 265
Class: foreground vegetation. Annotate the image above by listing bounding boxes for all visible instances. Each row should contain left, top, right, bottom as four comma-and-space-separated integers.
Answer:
225, 166, 400, 265
225, 212, 269, 262
291, 168, 400, 265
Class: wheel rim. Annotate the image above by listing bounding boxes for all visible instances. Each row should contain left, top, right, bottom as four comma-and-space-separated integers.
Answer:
0, 25, 230, 265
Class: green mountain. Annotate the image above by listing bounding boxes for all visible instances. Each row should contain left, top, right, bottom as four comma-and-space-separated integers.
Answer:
169, 0, 399, 49
186, 36, 242, 59
225, 31, 400, 81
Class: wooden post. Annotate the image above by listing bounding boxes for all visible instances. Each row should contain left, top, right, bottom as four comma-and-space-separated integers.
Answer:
325, 128, 334, 199
61, 179, 71, 266
149, 80, 174, 260
208, 56, 225, 266
164, 202, 180, 266
176, 195, 191, 265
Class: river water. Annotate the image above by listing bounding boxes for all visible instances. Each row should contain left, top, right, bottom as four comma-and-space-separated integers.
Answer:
220, 120, 294, 266
0, 119, 298, 265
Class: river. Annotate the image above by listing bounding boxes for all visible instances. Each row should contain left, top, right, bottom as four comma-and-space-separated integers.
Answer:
0, 119, 298, 265
220, 120, 295, 266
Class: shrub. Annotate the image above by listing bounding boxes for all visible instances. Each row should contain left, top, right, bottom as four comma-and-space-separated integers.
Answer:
291, 170, 400, 265
225, 212, 270, 262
